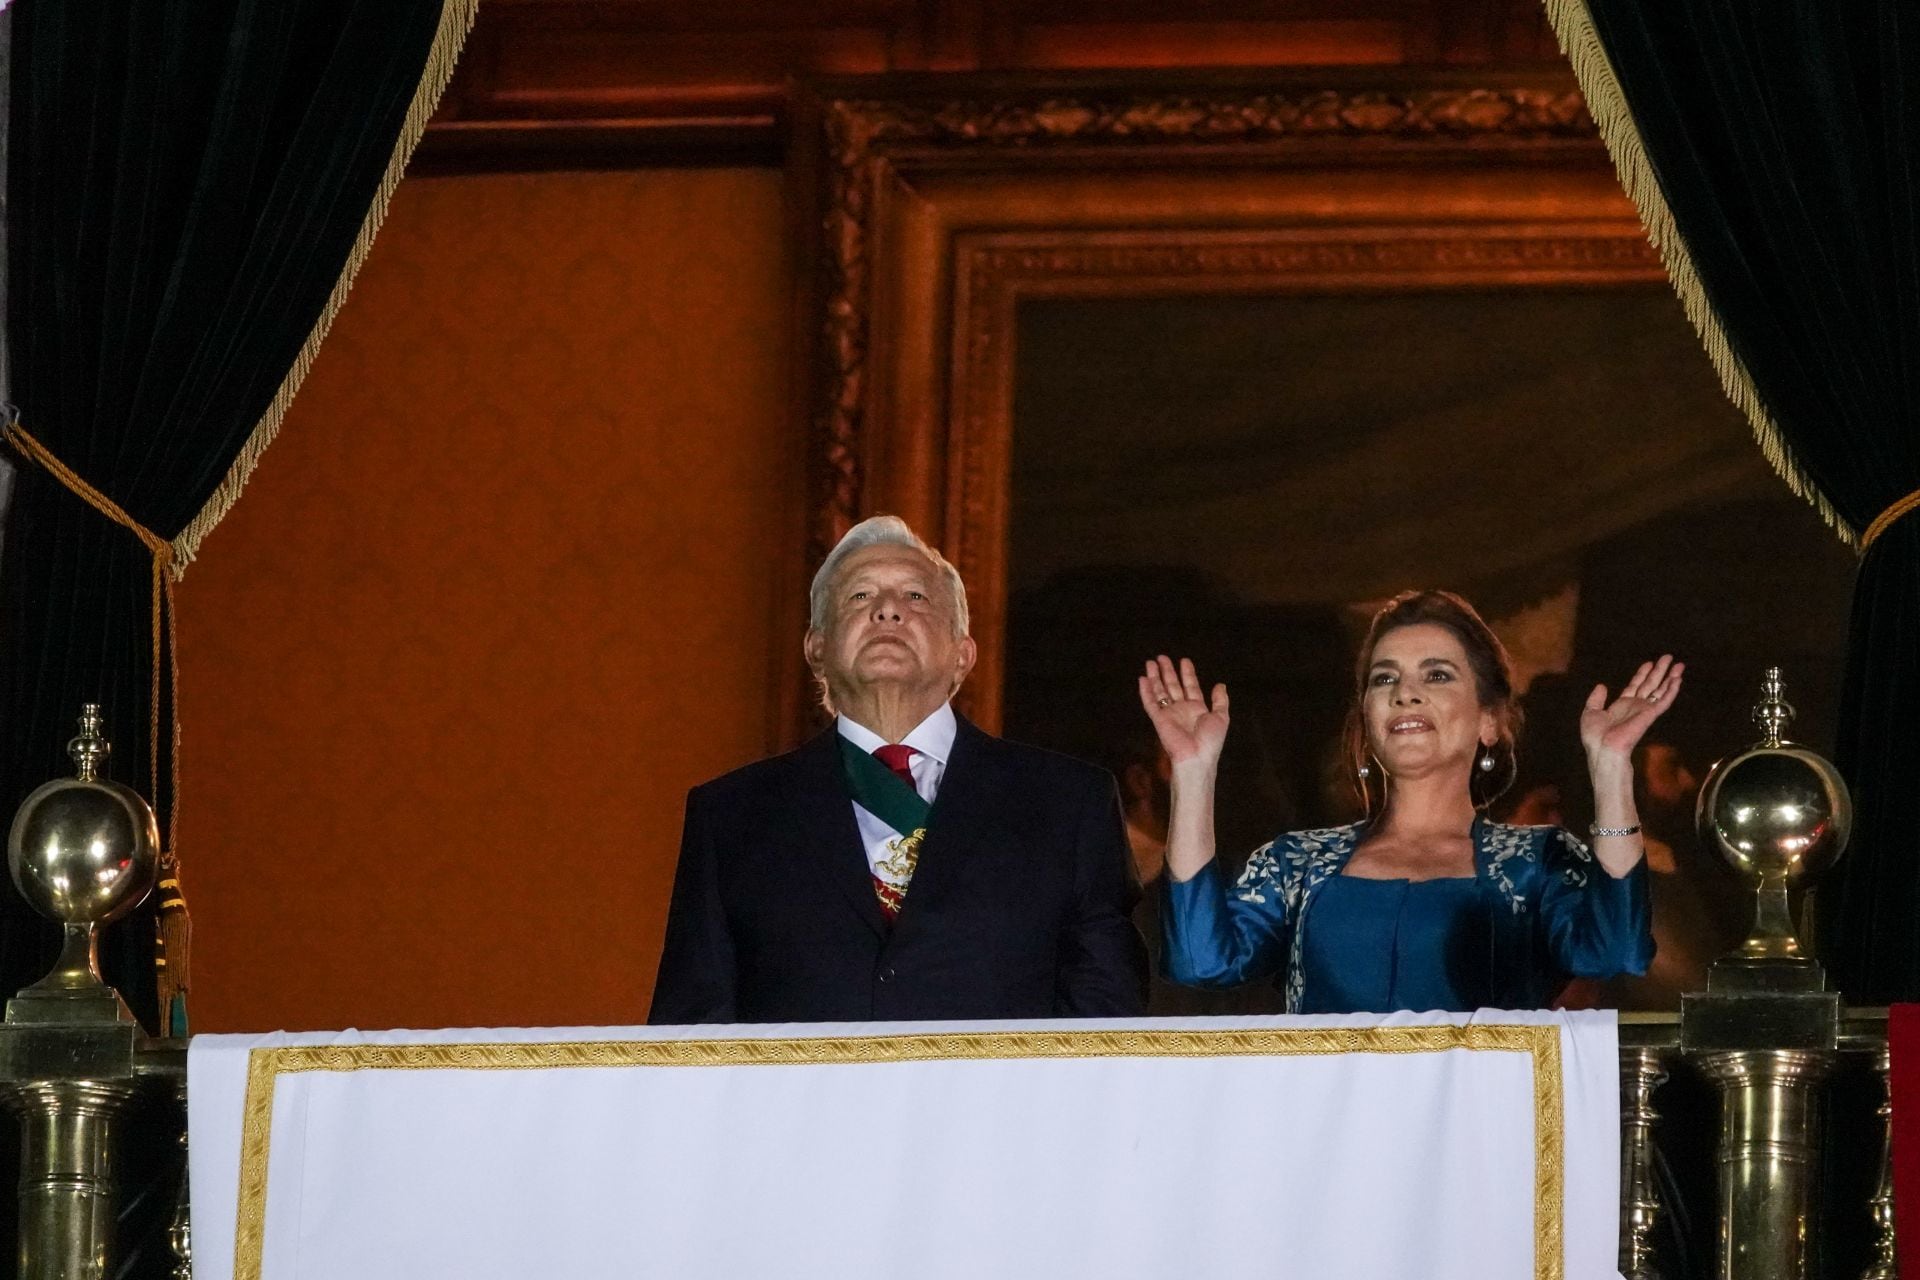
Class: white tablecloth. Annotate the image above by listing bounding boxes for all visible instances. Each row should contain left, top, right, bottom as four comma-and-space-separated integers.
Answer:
188, 1011, 1620, 1280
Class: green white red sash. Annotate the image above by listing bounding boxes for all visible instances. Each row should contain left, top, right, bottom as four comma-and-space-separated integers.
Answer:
838, 737, 931, 917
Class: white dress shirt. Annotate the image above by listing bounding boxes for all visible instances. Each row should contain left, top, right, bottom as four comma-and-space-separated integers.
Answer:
835, 702, 955, 886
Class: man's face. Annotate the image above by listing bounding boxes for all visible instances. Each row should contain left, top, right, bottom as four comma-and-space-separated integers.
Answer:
805, 543, 976, 707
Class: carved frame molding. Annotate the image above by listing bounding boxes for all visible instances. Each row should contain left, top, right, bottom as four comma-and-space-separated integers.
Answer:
786, 75, 1660, 739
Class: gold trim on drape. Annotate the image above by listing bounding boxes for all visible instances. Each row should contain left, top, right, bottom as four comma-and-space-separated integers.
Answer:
170, 0, 481, 572
1542, 0, 1858, 548
232, 1024, 1566, 1280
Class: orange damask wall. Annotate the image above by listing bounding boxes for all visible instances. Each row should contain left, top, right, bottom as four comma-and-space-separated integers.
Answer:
176, 169, 796, 1032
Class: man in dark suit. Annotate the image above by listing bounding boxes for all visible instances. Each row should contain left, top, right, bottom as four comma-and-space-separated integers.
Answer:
649, 515, 1147, 1024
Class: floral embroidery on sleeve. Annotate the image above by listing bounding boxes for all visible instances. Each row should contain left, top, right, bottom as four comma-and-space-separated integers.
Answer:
1481, 822, 1541, 915
1551, 829, 1593, 887
1233, 841, 1280, 905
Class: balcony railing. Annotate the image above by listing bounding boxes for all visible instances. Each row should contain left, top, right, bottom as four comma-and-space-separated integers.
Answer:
0, 1008, 1891, 1279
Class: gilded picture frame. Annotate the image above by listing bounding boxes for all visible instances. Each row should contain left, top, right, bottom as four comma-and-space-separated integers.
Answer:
785, 70, 1661, 741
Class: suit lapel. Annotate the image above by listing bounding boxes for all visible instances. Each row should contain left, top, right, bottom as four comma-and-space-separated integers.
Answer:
790, 727, 891, 939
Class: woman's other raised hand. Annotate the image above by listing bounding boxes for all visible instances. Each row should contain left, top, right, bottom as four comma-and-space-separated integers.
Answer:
1580, 655, 1685, 766
1138, 656, 1230, 770
1581, 655, 1683, 880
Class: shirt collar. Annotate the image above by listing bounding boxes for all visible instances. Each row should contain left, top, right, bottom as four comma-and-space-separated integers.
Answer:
835, 701, 957, 767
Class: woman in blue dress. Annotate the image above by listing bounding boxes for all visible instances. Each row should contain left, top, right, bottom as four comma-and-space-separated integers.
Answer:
1141, 589, 1674, 1014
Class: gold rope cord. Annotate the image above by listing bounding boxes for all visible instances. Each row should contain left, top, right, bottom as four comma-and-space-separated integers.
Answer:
0, 421, 190, 1015
1541, 0, 1858, 549
170, 0, 481, 573
233, 1024, 1565, 1280
1861, 487, 1920, 552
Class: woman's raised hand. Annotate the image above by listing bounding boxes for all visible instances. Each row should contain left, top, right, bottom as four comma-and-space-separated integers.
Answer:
1138, 656, 1230, 769
1581, 654, 1685, 763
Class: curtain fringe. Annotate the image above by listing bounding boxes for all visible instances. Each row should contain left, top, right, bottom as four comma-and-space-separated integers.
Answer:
169, 0, 481, 575
1540, 0, 1859, 549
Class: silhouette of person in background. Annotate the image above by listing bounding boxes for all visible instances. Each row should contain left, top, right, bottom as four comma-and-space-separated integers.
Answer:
1101, 729, 1283, 1016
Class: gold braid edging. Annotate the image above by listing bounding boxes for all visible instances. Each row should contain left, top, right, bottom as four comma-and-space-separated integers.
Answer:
170, 0, 480, 572
1540, 0, 1856, 548
233, 1024, 1563, 1280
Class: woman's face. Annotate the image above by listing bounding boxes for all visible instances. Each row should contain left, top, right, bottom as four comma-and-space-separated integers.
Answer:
1363, 622, 1498, 783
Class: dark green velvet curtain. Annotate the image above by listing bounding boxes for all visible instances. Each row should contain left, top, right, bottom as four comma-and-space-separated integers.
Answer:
1, 0, 457, 1032
1571, 1, 1919, 1001
2, 2, 467, 1273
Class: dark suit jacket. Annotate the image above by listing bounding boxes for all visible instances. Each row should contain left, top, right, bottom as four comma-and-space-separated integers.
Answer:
648, 715, 1148, 1024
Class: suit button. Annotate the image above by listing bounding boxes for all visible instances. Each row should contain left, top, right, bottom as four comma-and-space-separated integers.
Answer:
878, 967, 896, 983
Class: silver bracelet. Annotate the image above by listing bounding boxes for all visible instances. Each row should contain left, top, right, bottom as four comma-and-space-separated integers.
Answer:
1589, 823, 1641, 838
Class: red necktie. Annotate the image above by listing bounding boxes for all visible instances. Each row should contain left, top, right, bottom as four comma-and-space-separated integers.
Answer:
873, 743, 917, 789
870, 744, 919, 920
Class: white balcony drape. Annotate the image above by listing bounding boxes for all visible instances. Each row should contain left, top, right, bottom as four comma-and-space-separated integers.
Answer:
189, 1011, 1620, 1280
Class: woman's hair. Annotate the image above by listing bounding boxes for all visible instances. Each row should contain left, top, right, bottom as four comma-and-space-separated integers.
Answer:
1342, 590, 1522, 817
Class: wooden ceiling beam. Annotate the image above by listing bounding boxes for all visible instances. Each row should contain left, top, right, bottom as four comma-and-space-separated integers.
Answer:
417, 0, 1575, 171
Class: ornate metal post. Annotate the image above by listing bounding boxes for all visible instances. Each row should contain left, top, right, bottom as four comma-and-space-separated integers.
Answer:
1691, 1048, 1833, 1280
1862, 1039, 1897, 1280
1620, 1043, 1668, 1280
0, 706, 162, 1279
169, 1082, 193, 1280
1683, 669, 1852, 1280
7, 1079, 138, 1279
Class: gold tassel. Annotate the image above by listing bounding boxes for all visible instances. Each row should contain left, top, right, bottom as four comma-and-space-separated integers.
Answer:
1541, 0, 1858, 549
157, 875, 192, 1036
171, 0, 481, 572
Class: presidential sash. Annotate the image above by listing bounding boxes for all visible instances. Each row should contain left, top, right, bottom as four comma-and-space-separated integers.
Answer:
838, 737, 930, 918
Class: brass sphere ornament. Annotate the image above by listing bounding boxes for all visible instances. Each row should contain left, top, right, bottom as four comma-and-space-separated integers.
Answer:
4, 705, 158, 1017
1695, 668, 1851, 969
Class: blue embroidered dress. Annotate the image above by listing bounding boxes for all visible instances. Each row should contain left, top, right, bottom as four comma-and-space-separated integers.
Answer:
1162, 818, 1653, 1013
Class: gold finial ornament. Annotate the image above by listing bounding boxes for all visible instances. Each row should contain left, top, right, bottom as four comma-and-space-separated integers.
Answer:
4, 705, 159, 1020
0, 706, 177, 1280
1694, 668, 1851, 972
1682, 671, 1853, 1280
1752, 665, 1792, 748
67, 703, 109, 782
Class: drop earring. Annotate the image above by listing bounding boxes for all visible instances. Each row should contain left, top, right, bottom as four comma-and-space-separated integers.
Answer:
1478, 748, 1496, 773
1356, 762, 1372, 780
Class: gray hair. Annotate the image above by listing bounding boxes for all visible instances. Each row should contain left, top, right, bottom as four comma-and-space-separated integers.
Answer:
808, 515, 970, 637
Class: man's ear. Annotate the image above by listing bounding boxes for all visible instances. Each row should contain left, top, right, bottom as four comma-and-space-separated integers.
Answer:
804, 629, 827, 677
953, 634, 978, 689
